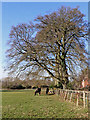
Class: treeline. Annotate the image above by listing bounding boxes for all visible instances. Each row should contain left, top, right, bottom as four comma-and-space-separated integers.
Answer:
1, 77, 89, 90
1, 67, 88, 90
0, 77, 82, 90
1, 77, 54, 89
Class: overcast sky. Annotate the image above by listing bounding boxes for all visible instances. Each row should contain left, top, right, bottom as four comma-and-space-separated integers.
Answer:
0, 1, 88, 79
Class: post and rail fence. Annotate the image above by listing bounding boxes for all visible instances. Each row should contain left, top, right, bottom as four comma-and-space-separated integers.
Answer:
55, 89, 90, 108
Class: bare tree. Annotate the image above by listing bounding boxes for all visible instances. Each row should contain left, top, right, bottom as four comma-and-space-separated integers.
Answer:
6, 6, 88, 89
6, 23, 43, 77
34, 6, 88, 89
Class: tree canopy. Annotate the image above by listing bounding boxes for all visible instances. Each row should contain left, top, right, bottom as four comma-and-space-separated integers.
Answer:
6, 6, 88, 89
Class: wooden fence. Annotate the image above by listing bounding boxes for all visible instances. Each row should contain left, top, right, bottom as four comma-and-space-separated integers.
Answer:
55, 89, 90, 108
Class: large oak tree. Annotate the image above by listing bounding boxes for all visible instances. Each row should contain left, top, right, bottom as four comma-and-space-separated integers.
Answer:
6, 6, 88, 89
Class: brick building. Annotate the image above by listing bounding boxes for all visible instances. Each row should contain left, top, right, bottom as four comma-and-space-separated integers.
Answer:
81, 75, 90, 90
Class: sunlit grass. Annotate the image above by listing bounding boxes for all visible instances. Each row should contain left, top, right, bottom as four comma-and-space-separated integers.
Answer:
2, 89, 88, 118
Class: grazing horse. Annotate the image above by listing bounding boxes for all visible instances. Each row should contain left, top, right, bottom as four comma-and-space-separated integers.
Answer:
34, 87, 41, 95
46, 87, 49, 94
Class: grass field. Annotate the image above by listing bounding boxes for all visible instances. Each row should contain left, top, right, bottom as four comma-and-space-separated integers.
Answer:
2, 89, 88, 118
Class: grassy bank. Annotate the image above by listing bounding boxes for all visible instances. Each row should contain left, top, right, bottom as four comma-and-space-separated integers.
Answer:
2, 89, 88, 118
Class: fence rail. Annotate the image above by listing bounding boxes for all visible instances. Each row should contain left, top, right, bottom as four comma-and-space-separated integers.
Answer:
55, 89, 90, 108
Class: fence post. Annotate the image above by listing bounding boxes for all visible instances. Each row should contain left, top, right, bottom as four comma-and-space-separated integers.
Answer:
88, 92, 90, 119
70, 92, 72, 102
58, 90, 60, 95
67, 92, 69, 100
86, 93, 87, 107
83, 91, 85, 108
62, 90, 63, 98
56, 89, 58, 96
60, 90, 61, 96
64, 91, 66, 100
76, 92, 79, 107
64, 90, 67, 100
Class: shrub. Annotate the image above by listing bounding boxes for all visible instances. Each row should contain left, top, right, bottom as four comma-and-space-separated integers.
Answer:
10, 84, 25, 89
32, 86, 37, 89
66, 82, 74, 90
26, 86, 32, 89
41, 85, 49, 88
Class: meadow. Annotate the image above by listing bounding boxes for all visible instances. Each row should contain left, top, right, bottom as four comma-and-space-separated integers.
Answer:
2, 89, 88, 119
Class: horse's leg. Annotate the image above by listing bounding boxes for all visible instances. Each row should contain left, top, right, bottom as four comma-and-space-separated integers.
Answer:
39, 91, 41, 95
35, 91, 37, 95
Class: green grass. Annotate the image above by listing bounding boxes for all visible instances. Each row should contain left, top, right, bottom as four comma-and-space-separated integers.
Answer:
2, 89, 88, 118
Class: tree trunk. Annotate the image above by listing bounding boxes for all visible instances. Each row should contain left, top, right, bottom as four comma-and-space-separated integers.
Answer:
62, 84, 66, 89
62, 58, 69, 86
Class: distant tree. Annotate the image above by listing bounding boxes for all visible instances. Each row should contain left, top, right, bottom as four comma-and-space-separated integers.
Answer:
70, 67, 88, 90
6, 6, 88, 89
79, 66, 88, 80
66, 81, 74, 90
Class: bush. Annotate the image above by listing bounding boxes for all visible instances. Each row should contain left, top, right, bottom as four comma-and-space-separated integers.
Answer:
49, 84, 54, 88
66, 82, 74, 90
41, 85, 49, 88
54, 82, 63, 89
32, 86, 37, 89
26, 86, 32, 89
10, 85, 25, 89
